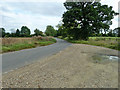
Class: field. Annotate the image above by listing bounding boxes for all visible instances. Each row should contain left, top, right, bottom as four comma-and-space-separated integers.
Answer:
0, 36, 57, 53
63, 37, 120, 51
89, 37, 119, 40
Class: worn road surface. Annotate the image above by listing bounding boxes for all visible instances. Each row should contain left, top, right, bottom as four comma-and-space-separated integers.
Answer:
2, 38, 72, 72
2, 44, 118, 88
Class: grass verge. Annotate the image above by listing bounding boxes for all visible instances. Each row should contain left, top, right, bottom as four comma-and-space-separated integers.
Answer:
1, 38, 57, 53
63, 37, 119, 51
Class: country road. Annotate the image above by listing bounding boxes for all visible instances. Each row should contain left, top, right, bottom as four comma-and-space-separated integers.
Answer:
2, 38, 72, 73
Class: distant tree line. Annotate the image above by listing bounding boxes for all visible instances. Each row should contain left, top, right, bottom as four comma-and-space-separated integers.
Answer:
0, 25, 58, 37
0, 26, 31, 37
1, 24, 119, 38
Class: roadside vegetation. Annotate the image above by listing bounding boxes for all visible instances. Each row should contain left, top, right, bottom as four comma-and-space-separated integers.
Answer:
1, 36, 56, 53
68, 37, 119, 51
58, 36, 119, 50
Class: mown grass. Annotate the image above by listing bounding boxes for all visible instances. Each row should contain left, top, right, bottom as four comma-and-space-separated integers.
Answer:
1, 37, 57, 53
61, 36, 120, 51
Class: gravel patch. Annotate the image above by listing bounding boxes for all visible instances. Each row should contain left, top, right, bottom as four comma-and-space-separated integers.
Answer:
2, 44, 118, 88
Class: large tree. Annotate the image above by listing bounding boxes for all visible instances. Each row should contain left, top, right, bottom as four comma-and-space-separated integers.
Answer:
45, 25, 57, 36
63, 1, 118, 40
21, 26, 31, 37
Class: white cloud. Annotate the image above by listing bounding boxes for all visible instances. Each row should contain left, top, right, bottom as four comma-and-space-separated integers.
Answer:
101, 0, 119, 12
101, 0, 119, 29
0, 1, 65, 33
0, 0, 119, 34
111, 16, 118, 29
0, 0, 66, 3
1, 12, 61, 33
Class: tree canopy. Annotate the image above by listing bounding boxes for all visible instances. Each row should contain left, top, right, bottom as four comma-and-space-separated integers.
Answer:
56, 24, 67, 38
21, 26, 31, 37
62, 1, 118, 40
0, 28, 5, 37
114, 27, 120, 37
34, 29, 43, 36
45, 25, 57, 36
15, 29, 20, 37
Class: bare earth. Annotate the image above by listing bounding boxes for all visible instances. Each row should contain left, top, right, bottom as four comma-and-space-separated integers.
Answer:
2, 44, 118, 88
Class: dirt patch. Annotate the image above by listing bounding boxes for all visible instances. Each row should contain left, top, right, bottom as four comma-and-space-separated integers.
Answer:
2, 44, 118, 88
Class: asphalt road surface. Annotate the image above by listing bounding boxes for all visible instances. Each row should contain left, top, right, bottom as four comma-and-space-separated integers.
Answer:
2, 38, 72, 73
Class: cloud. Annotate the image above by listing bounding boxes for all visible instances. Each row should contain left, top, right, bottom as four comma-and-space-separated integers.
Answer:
1, 12, 61, 33
0, 1, 65, 33
111, 16, 118, 29
1, 0, 66, 2
3, 2, 66, 16
0, 0, 119, 34
101, 0, 119, 12
101, 0, 119, 29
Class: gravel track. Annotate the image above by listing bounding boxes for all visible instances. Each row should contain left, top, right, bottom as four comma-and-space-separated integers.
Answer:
2, 44, 118, 88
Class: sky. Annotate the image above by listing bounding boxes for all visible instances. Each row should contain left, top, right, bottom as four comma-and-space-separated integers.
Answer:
0, 0, 119, 34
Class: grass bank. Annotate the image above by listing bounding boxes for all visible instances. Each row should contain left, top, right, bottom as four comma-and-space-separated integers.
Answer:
1, 36, 57, 53
59, 36, 119, 51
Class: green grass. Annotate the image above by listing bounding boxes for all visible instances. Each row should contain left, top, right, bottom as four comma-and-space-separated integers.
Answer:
2, 38, 57, 53
65, 37, 119, 51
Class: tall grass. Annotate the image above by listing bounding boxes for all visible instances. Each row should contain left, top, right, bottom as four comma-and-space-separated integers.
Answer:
2, 38, 33, 46
66, 37, 119, 51
89, 37, 119, 41
1, 36, 56, 53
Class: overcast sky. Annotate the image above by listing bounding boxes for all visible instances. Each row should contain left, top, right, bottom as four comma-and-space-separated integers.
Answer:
0, 0, 119, 34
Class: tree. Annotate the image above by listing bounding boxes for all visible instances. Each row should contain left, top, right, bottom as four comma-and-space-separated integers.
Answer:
56, 24, 67, 38
63, 1, 118, 40
45, 25, 57, 36
39, 31, 44, 36
34, 29, 40, 36
15, 29, 20, 37
21, 26, 31, 37
107, 29, 114, 37
5, 32, 11, 37
114, 27, 120, 37
34, 28, 43, 36
0, 28, 6, 37
11, 33, 16, 37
